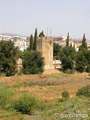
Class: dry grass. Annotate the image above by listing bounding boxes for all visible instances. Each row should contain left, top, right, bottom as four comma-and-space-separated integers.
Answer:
0, 72, 90, 102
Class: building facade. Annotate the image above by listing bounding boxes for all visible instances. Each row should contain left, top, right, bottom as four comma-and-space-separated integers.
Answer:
0, 34, 29, 51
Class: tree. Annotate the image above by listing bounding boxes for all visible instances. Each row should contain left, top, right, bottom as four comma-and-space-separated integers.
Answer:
66, 32, 70, 47
85, 50, 90, 72
76, 51, 87, 72
0, 40, 19, 76
39, 30, 45, 37
79, 34, 87, 51
28, 34, 33, 50
33, 28, 38, 50
53, 43, 61, 59
60, 46, 76, 72
22, 51, 44, 74
77, 34, 90, 72
61, 55, 74, 71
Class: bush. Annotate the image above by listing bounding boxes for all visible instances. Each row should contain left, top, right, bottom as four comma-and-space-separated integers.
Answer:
76, 85, 90, 97
22, 51, 44, 74
0, 40, 19, 76
61, 91, 69, 99
76, 51, 87, 72
53, 43, 61, 59
86, 64, 90, 73
13, 93, 41, 114
60, 46, 76, 72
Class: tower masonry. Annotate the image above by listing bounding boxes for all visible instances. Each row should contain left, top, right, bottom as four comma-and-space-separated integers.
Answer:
37, 36, 54, 70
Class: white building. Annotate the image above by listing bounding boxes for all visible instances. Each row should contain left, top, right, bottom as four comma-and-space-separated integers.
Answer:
0, 34, 29, 51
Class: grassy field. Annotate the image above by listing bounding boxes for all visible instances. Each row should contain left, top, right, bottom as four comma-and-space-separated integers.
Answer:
0, 72, 89, 120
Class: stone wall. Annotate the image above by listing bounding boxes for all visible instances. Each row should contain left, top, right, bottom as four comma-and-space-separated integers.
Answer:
37, 37, 54, 70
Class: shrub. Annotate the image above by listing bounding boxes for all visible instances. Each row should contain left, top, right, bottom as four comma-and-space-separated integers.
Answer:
60, 46, 76, 72
22, 51, 44, 74
0, 40, 19, 76
86, 64, 90, 73
61, 91, 69, 99
76, 85, 90, 97
13, 93, 40, 114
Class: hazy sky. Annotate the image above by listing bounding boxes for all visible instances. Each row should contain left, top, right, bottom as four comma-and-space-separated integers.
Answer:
0, 0, 90, 39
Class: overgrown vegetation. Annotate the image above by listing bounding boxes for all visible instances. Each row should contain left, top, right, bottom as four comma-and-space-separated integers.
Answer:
0, 41, 19, 76
53, 43, 61, 59
22, 50, 44, 74
13, 93, 39, 114
61, 91, 70, 99
0, 30, 90, 76
76, 85, 90, 97
0, 79, 89, 120
53, 33, 90, 73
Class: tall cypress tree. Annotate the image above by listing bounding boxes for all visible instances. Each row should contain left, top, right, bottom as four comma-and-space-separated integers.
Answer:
82, 34, 87, 49
79, 34, 87, 51
66, 32, 70, 47
29, 34, 33, 50
33, 28, 38, 50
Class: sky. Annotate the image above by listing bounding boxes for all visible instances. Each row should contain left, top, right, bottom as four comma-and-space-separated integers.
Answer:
0, 0, 90, 39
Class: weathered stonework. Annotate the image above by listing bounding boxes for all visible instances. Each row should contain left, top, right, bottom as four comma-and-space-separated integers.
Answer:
37, 37, 54, 70
16, 58, 23, 74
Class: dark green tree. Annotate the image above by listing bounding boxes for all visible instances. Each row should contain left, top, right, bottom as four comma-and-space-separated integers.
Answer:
77, 34, 90, 72
60, 46, 76, 72
33, 28, 38, 50
22, 51, 44, 74
28, 34, 33, 50
76, 51, 87, 72
79, 34, 87, 51
53, 43, 61, 59
66, 32, 70, 47
0, 40, 19, 76
61, 55, 74, 71
85, 50, 90, 72
39, 30, 45, 37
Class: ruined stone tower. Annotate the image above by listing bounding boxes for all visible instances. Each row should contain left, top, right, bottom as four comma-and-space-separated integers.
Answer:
37, 36, 54, 70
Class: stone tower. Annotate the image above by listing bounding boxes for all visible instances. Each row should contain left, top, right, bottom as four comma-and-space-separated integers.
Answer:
37, 36, 54, 70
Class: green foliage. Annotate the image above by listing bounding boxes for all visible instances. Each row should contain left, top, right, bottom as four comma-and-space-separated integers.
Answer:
0, 40, 19, 76
76, 35, 90, 72
39, 30, 45, 37
76, 50, 90, 72
76, 51, 87, 72
53, 43, 61, 59
85, 50, 90, 72
86, 64, 90, 72
60, 46, 76, 71
13, 93, 44, 114
28, 29, 46, 51
79, 34, 87, 51
13, 93, 36, 114
22, 50, 44, 74
66, 32, 70, 47
33, 28, 38, 50
58, 33, 89, 73
28, 34, 33, 50
61, 56, 74, 72
76, 86, 90, 97
62, 91, 70, 99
